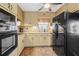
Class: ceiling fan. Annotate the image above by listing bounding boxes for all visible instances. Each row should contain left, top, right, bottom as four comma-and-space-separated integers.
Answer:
38, 3, 62, 12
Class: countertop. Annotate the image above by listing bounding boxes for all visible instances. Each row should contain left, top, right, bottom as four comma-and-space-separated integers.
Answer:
24, 32, 52, 34
17, 32, 25, 35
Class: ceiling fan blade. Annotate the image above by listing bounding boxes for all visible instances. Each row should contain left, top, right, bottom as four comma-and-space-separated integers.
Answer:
53, 3, 62, 5
38, 6, 44, 11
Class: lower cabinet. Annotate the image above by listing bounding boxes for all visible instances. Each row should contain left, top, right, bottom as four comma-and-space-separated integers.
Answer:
39, 33, 52, 46
25, 33, 52, 47
17, 34, 25, 55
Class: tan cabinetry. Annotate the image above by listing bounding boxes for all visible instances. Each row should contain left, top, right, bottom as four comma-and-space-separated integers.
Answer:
25, 33, 52, 47
0, 3, 9, 11
55, 4, 67, 16
39, 33, 52, 46
67, 3, 79, 12
17, 34, 25, 55
9, 3, 17, 16
17, 5, 23, 20
0, 3, 17, 16
55, 3, 79, 16
17, 5, 24, 26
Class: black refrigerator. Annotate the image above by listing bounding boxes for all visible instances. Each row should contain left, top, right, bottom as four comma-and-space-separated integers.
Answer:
52, 12, 79, 56
52, 12, 66, 56
66, 13, 79, 56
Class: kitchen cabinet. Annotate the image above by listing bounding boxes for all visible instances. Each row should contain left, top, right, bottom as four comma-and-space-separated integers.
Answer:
25, 33, 52, 47
24, 12, 54, 26
9, 3, 17, 16
0, 3, 9, 11
0, 3, 17, 16
17, 34, 25, 55
25, 33, 39, 46
17, 5, 23, 20
17, 5, 24, 26
67, 3, 79, 12
39, 33, 52, 46
55, 4, 67, 16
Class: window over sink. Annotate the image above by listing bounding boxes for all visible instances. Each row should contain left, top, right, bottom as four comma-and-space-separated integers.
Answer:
38, 22, 49, 32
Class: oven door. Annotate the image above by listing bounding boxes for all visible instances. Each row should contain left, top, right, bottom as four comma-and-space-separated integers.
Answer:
0, 31, 17, 56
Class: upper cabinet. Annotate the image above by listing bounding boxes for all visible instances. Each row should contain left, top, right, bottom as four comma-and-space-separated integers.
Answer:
55, 4, 67, 16
17, 5, 24, 26
55, 3, 79, 16
9, 3, 17, 16
0, 3, 9, 10
24, 12, 55, 26
67, 3, 79, 12
17, 5, 23, 20
0, 3, 17, 16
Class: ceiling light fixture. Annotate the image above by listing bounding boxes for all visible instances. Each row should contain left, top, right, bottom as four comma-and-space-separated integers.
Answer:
44, 3, 51, 9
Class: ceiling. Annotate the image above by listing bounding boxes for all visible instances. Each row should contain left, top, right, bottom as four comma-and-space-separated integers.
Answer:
18, 3, 64, 12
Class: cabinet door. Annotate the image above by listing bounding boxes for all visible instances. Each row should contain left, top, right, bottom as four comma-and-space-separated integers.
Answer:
9, 3, 17, 15
0, 3, 9, 11
32, 34, 40, 46
25, 34, 34, 47
39, 34, 52, 46
0, 3, 17, 16
21, 35, 25, 51
68, 3, 79, 12
18, 35, 24, 55
17, 5, 23, 20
